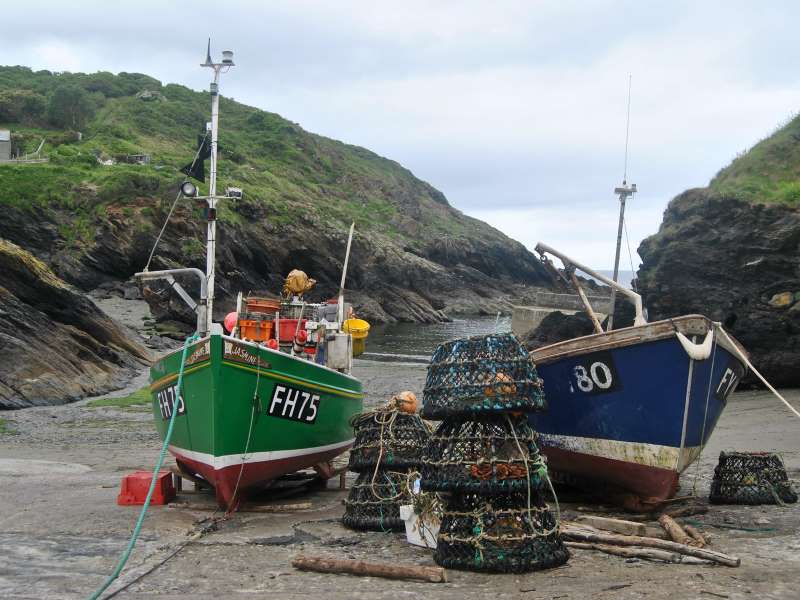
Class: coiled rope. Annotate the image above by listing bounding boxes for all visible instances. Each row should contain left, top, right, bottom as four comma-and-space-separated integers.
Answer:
88, 333, 198, 600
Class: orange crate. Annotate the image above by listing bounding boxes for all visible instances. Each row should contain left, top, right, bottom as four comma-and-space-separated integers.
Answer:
238, 319, 275, 341
245, 297, 281, 314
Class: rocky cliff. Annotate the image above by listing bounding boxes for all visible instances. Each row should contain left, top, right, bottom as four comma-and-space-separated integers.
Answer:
637, 189, 800, 387
0, 239, 150, 409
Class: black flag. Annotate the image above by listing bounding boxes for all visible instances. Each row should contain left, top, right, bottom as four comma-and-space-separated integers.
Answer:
180, 132, 211, 182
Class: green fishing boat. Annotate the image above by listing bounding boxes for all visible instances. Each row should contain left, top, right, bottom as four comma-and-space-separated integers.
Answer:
137, 44, 366, 508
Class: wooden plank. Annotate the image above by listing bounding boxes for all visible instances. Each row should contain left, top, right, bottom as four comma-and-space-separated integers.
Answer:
292, 556, 448, 583
575, 516, 648, 537
565, 541, 709, 564
561, 524, 740, 567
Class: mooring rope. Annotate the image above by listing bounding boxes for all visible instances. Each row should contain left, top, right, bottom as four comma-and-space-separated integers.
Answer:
714, 323, 800, 420
88, 333, 199, 600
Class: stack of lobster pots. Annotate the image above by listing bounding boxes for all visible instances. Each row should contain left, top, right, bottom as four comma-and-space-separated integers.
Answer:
419, 333, 569, 573
342, 392, 432, 532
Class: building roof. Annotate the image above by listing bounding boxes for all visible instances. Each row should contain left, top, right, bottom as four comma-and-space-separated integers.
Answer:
0, 130, 10, 142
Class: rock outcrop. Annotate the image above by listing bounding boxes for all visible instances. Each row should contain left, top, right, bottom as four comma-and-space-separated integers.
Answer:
637, 189, 800, 387
0, 239, 150, 408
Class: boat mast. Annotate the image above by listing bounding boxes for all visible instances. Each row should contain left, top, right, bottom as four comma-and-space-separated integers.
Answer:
201, 39, 235, 333
607, 75, 636, 331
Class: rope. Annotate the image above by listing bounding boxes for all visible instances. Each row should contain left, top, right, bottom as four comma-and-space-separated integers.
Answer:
225, 351, 262, 515
505, 414, 560, 538
88, 333, 199, 600
714, 324, 800, 420
143, 132, 209, 272
691, 336, 718, 495
622, 216, 637, 290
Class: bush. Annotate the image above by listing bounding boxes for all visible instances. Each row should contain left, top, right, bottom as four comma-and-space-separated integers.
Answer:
0, 89, 47, 124
47, 84, 95, 130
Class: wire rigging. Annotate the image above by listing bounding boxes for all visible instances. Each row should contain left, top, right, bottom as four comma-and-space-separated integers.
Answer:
143, 131, 210, 272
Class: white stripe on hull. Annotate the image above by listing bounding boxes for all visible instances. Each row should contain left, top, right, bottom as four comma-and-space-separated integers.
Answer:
538, 433, 702, 473
169, 438, 354, 470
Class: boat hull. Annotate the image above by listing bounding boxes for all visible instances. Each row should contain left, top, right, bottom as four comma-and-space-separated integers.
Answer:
149, 333, 363, 506
529, 315, 746, 505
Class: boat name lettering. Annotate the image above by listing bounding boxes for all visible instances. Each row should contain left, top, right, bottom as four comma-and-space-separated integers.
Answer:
223, 341, 259, 366
157, 384, 186, 420
568, 351, 621, 396
185, 341, 211, 366
715, 362, 744, 401
268, 384, 320, 424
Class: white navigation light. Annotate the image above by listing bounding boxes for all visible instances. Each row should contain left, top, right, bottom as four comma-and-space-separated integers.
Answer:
222, 50, 235, 65
181, 181, 198, 197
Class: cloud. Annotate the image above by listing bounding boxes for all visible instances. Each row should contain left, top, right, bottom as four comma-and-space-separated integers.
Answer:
3, 1, 799, 266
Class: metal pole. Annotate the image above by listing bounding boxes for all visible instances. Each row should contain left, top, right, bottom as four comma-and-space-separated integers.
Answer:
607, 193, 627, 331
338, 222, 355, 325
205, 66, 221, 333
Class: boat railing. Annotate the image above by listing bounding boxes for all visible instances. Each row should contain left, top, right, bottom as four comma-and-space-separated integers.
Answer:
534, 242, 646, 329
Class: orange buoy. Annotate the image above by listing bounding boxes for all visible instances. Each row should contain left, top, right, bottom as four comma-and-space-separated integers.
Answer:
391, 390, 418, 414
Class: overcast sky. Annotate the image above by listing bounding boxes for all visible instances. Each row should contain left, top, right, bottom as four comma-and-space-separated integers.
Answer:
5, 1, 800, 268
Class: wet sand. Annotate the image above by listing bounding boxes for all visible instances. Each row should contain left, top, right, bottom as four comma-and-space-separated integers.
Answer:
1, 360, 798, 600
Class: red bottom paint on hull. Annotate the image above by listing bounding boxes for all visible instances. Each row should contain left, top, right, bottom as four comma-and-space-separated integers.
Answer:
543, 446, 679, 505
175, 446, 348, 507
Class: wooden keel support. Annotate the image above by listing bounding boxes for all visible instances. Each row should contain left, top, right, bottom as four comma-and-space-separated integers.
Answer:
292, 555, 448, 583
561, 525, 740, 567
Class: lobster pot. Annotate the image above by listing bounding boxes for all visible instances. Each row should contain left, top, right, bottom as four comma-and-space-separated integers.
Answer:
434, 492, 569, 573
709, 451, 797, 505
421, 333, 545, 419
421, 415, 547, 495
347, 410, 431, 473
342, 470, 414, 532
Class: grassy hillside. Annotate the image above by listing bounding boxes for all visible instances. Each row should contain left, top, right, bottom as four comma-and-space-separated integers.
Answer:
710, 112, 800, 204
0, 66, 550, 323
0, 66, 489, 248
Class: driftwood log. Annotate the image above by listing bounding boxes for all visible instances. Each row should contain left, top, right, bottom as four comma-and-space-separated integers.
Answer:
684, 525, 709, 548
658, 514, 694, 546
168, 501, 312, 513
561, 525, 740, 567
565, 542, 710, 564
291, 555, 448, 583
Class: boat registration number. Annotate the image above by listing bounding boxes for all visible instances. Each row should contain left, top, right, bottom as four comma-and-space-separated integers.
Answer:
715, 362, 744, 401
156, 385, 186, 420
568, 351, 621, 396
268, 384, 320, 424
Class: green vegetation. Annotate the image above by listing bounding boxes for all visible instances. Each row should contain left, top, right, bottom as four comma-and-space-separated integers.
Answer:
710, 112, 800, 204
0, 418, 10, 434
87, 386, 150, 408
0, 65, 481, 257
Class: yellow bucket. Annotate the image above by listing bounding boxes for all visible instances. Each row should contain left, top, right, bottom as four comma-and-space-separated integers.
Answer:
344, 318, 370, 357
343, 318, 370, 340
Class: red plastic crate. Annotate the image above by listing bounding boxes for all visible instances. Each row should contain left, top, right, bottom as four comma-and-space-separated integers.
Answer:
117, 470, 175, 506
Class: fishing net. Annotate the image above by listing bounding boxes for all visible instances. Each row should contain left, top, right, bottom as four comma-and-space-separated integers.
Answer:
347, 409, 432, 473
342, 469, 415, 531
709, 451, 797, 505
421, 415, 548, 494
434, 492, 569, 573
421, 333, 545, 419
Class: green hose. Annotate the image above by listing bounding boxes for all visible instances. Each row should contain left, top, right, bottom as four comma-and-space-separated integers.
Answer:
88, 333, 199, 600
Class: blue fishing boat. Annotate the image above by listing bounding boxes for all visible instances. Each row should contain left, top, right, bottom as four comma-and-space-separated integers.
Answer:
528, 243, 748, 508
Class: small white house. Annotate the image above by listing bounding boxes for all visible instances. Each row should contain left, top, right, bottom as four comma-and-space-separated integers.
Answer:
0, 130, 10, 161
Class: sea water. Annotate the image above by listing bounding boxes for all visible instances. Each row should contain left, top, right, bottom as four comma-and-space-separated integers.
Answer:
360, 315, 512, 363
